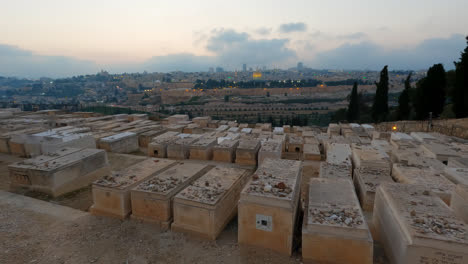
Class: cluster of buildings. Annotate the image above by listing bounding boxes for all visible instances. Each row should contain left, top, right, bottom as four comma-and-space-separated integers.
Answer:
1, 107, 467, 263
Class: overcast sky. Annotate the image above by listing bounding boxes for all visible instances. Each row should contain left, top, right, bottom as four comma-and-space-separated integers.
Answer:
1, 0, 467, 78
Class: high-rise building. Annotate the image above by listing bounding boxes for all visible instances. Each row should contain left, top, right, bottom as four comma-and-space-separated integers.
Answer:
242, 64, 247, 72
215, 67, 224, 73
297, 62, 304, 71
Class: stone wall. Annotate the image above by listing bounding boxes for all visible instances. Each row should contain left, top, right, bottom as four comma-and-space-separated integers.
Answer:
373, 118, 468, 139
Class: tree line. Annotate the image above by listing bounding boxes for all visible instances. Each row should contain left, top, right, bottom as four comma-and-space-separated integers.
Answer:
336, 36, 468, 123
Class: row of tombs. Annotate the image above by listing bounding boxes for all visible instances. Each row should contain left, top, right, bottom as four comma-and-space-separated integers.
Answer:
7, 129, 468, 264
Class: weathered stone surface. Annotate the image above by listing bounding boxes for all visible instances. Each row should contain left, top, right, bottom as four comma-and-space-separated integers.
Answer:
90, 158, 176, 218
167, 134, 201, 160
392, 164, 455, 204
353, 167, 394, 211
172, 166, 251, 239
99, 132, 139, 153
373, 183, 468, 264
130, 163, 211, 226
189, 135, 217, 160
303, 143, 321, 161
258, 139, 282, 165
319, 162, 352, 180
235, 139, 260, 165
451, 184, 468, 223
147, 132, 179, 158
444, 167, 468, 186
303, 178, 373, 264
238, 158, 302, 256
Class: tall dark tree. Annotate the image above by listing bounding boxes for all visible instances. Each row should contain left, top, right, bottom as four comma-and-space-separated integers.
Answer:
414, 64, 446, 119
453, 36, 468, 118
398, 73, 412, 120
372, 66, 389, 122
346, 82, 359, 122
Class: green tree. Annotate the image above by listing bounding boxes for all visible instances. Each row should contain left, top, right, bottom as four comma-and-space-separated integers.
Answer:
346, 82, 359, 122
398, 73, 412, 120
372, 65, 389, 122
414, 64, 446, 119
453, 36, 468, 118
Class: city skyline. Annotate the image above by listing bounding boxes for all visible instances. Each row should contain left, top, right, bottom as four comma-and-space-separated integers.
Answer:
1, 0, 467, 77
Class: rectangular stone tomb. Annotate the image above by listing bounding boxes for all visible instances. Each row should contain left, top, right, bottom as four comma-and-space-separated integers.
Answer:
391, 146, 446, 171
9, 148, 110, 197
147, 132, 179, 158
172, 166, 251, 239
258, 139, 282, 165
235, 139, 260, 165
189, 135, 217, 160
130, 163, 212, 226
138, 128, 166, 147
287, 135, 304, 153
351, 144, 391, 172
99, 132, 139, 153
238, 158, 302, 256
319, 162, 352, 180
90, 158, 176, 218
302, 178, 373, 264
303, 143, 321, 161
326, 143, 352, 169
444, 167, 468, 186
212, 139, 239, 163
353, 167, 394, 211
392, 164, 455, 204
167, 134, 201, 160
373, 183, 468, 264
451, 184, 468, 223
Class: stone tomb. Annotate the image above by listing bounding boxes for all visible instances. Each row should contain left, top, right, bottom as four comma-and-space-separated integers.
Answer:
172, 166, 251, 239
147, 132, 179, 158
167, 134, 201, 160
9, 148, 110, 197
353, 167, 394, 211
319, 162, 352, 180
130, 163, 212, 227
138, 128, 166, 147
90, 158, 176, 218
326, 143, 352, 168
448, 157, 468, 168
392, 164, 455, 204
351, 144, 391, 172
287, 134, 304, 153
451, 184, 468, 223
235, 139, 260, 166
238, 158, 302, 256
212, 139, 239, 163
99, 132, 139, 153
258, 139, 282, 165
302, 178, 373, 264
444, 167, 468, 186
189, 135, 217, 160
303, 143, 321, 161
373, 183, 468, 264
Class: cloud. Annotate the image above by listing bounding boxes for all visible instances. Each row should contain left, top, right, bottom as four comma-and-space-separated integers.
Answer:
254, 27, 272, 36
0, 44, 98, 78
311, 34, 465, 70
279, 22, 307, 33
206, 29, 249, 52
337, 32, 367, 40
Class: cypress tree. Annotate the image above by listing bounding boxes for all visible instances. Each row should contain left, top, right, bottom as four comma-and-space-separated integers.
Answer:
415, 64, 446, 119
346, 82, 359, 122
372, 65, 389, 122
453, 36, 468, 118
398, 73, 412, 120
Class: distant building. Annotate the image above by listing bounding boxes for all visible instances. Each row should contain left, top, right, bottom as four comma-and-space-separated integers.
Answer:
243, 64, 247, 72
209, 67, 214, 73
249, 67, 253, 71
297, 62, 304, 71
216, 67, 224, 73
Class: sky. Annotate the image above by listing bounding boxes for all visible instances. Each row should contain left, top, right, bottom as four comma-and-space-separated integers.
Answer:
0, 0, 467, 78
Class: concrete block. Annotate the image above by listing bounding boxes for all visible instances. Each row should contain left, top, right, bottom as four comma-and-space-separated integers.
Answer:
235, 139, 260, 165
303, 178, 373, 264
451, 184, 468, 223
213, 139, 239, 163
172, 166, 251, 239
99, 132, 139, 153
238, 158, 302, 256
9, 148, 110, 197
353, 167, 394, 211
90, 158, 176, 218
130, 163, 212, 227
373, 183, 468, 264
